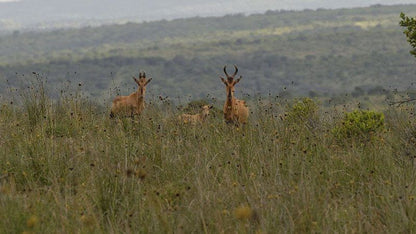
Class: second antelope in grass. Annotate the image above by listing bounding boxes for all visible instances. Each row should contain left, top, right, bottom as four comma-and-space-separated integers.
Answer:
110, 72, 152, 117
179, 105, 213, 124
220, 65, 249, 125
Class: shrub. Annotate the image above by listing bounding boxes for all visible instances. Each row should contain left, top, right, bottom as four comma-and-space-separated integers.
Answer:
285, 97, 319, 124
332, 110, 385, 141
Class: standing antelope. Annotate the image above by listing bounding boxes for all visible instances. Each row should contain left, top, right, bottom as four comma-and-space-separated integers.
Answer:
220, 65, 249, 125
110, 72, 152, 118
178, 105, 213, 124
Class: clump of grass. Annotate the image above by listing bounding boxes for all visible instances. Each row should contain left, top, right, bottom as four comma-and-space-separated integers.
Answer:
21, 73, 49, 128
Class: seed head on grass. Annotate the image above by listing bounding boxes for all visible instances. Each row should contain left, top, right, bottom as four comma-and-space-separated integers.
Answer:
126, 168, 134, 178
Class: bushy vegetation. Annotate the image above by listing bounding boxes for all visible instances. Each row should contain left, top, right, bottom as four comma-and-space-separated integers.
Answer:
332, 110, 385, 142
285, 97, 319, 124
400, 12, 416, 56
2, 85, 416, 233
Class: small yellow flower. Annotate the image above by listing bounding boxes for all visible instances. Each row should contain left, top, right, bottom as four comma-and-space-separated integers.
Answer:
234, 205, 253, 220
26, 215, 38, 228
255, 229, 264, 234
0, 186, 10, 195
135, 169, 147, 180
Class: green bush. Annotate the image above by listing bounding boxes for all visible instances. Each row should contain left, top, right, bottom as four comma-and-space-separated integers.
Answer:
332, 110, 385, 141
285, 97, 319, 124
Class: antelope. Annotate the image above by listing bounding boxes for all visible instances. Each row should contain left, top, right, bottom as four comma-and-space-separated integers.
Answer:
220, 65, 249, 125
110, 72, 152, 118
179, 105, 213, 124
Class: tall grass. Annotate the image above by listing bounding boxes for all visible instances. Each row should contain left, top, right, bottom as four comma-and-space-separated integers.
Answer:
1, 84, 416, 233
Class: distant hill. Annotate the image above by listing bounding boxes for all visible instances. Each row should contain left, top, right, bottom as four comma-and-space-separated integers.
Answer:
1, 0, 416, 32
0, 4, 416, 103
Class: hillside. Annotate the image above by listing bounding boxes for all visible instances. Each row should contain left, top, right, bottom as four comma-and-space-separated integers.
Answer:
0, 4, 416, 103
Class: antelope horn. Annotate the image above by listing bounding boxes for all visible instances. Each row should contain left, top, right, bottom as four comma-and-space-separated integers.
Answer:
233, 65, 238, 77
223, 65, 230, 78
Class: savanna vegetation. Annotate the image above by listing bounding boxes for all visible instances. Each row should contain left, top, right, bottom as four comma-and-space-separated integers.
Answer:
2, 3, 416, 233
2, 82, 416, 233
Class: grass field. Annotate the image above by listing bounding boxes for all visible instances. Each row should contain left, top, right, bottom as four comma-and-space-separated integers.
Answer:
1, 83, 416, 233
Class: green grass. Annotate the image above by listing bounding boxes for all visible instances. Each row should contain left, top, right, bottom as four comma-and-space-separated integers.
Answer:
1, 87, 416, 233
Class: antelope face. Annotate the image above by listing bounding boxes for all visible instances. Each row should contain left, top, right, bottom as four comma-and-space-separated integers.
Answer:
224, 83, 235, 99
201, 105, 213, 117
133, 72, 152, 96
220, 65, 241, 99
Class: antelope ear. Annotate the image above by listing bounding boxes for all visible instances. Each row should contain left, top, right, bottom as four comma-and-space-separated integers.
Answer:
209, 105, 213, 109
220, 76, 227, 85
234, 76, 242, 85
133, 76, 139, 83
145, 77, 152, 85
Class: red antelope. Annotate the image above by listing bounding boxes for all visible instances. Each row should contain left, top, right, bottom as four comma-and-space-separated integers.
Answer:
179, 105, 213, 124
110, 72, 152, 118
220, 65, 249, 125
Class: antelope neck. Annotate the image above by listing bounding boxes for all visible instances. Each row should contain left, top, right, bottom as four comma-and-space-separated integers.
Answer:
136, 90, 145, 102
226, 93, 235, 107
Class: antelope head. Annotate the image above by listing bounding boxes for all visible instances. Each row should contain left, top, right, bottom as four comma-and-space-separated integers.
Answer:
220, 65, 242, 100
133, 72, 152, 97
201, 104, 213, 117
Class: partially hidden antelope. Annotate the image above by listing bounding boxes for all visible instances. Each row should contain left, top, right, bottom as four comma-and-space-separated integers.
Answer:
178, 105, 213, 124
220, 65, 249, 125
110, 72, 152, 118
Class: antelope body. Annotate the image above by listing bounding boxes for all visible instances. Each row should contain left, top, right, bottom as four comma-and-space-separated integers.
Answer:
220, 65, 249, 125
110, 72, 152, 117
179, 105, 213, 124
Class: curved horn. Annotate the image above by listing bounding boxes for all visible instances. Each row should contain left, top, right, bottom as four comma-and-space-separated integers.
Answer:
223, 65, 230, 78
233, 65, 238, 77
